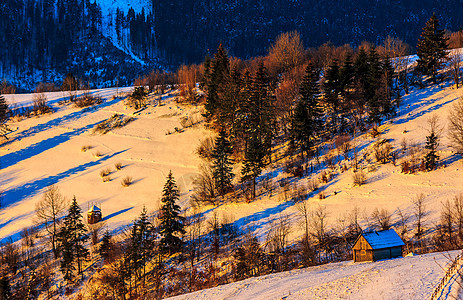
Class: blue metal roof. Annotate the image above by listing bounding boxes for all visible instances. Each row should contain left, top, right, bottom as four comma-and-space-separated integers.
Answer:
362, 229, 405, 249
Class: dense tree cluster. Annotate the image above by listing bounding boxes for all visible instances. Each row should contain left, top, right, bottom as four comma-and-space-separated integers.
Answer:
153, 0, 463, 65
0, 0, 157, 90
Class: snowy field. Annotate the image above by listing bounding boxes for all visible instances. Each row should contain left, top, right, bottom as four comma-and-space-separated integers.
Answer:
170, 251, 460, 300
1, 88, 207, 242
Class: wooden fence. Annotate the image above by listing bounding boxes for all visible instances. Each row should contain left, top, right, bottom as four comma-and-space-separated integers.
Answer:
430, 252, 463, 300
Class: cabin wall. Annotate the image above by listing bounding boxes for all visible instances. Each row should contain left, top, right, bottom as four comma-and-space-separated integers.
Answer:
354, 249, 373, 262
390, 246, 402, 258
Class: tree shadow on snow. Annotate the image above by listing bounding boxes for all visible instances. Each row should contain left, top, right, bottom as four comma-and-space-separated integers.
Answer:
2, 149, 128, 209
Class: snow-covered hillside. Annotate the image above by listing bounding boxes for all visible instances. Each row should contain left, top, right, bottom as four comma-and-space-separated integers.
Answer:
169, 251, 460, 300
2, 80, 463, 245
1, 88, 207, 243
2, 76, 463, 298
97, 0, 153, 65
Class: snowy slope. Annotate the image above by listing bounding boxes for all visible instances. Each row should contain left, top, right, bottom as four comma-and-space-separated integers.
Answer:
96, 0, 152, 65
2, 80, 463, 245
169, 251, 460, 300
1, 89, 207, 243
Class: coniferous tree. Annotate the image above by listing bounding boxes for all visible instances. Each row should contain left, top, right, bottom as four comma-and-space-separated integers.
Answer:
292, 63, 323, 161
212, 129, 234, 196
250, 62, 275, 159
416, 13, 448, 83
0, 276, 11, 300
219, 69, 241, 128
204, 44, 230, 119
159, 171, 185, 254
324, 60, 341, 134
339, 54, 355, 99
291, 99, 311, 161
380, 57, 396, 119
366, 49, 382, 125
58, 196, 89, 282
233, 70, 253, 150
241, 136, 265, 200
200, 54, 212, 91
128, 207, 154, 288
424, 130, 439, 171
99, 231, 114, 264
0, 94, 8, 123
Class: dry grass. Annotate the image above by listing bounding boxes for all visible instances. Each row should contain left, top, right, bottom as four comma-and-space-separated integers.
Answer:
114, 162, 123, 170
352, 169, 367, 186
100, 168, 111, 178
121, 176, 133, 187
93, 150, 103, 158
81, 145, 92, 152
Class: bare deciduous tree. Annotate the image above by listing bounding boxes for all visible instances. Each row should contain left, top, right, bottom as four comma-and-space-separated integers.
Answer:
453, 194, 463, 241
371, 208, 392, 230
396, 208, 409, 238
412, 193, 428, 238
448, 97, 463, 153
191, 163, 216, 206
449, 49, 463, 88
35, 185, 68, 258
440, 199, 453, 239
267, 31, 305, 74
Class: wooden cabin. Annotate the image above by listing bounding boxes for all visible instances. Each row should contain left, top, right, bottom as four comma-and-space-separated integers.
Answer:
87, 205, 102, 224
352, 229, 404, 262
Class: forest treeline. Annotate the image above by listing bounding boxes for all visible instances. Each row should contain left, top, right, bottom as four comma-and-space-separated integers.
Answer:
3, 0, 463, 90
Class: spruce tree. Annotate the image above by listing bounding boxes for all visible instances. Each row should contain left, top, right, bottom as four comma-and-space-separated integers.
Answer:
366, 49, 382, 125
0, 276, 11, 300
416, 13, 448, 83
204, 44, 230, 119
324, 60, 341, 135
241, 136, 265, 200
159, 171, 185, 254
58, 197, 89, 281
249, 62, 275, 160
0, 94, 8, 123
291, 99, 311, 161
128, 207, 154, 287
380, 57, 396, 119
99, 231, 113, 264
292, 63, 323, 160
424, 130, 439, 171
212, 129, 234, 196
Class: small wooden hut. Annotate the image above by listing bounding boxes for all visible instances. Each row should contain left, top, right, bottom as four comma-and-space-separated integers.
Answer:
87, 205, 102, 224
352, 229, 404, 262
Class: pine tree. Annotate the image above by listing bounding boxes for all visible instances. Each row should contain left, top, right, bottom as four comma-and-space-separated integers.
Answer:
58, 197, 89, 282
128, 207, 154, 287
416, 13, 448, 83
340, 54, 355, 98
249, 62, 275, 160
324, 60, 341, 135
0, 276, 11, 300
292, 63, 323, 161
424, 131, 439, 171
212, 129, 234, 196
200, 54, 212, 91
204, 44, 230, 119
0, 94, 8, 123
367, 49, 382, 125
241, 136, 265, 200
159, 171, 185, 254
99, 231, 113, 264
380, 57, 396, 119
